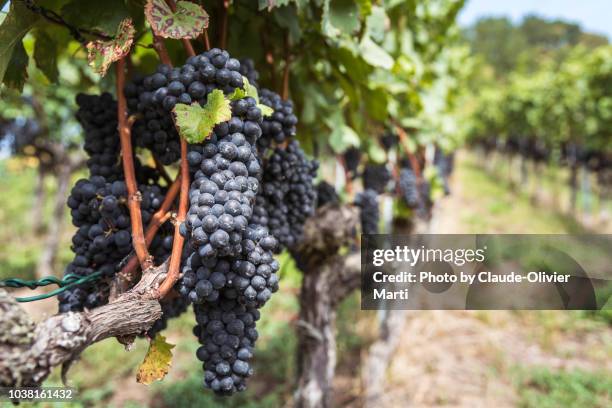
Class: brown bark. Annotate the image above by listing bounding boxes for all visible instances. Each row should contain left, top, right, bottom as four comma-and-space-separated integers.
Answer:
0, 261, 169, 388
292, 204, 361, 408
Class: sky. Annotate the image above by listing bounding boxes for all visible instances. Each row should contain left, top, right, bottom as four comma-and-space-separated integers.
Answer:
458, 0, 612, 40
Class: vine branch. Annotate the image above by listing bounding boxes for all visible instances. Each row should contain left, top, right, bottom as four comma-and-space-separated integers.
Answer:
0, 261, 169, 388
110, 174, 182, 299
116, 59, 153, 272
157, 138, 188, 298
153, 154, 173, 185
394, 124, 422, 178
219, 0, 229, 49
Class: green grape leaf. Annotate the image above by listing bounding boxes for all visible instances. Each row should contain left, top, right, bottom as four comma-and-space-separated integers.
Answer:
227, 76, 253, 101
0, 1, 38, 87
34, 30, 59, 83
258, 104, 274, 117
228, 87, 247, 101
326, 111, 360, 153
136, 334, 175, 385
357, 0, 372, 18
145, 0, 209, 39
359, 36, 394, 69
86, 18, 135, 76
4, 40, 29, 91
368, 141, 386, 163
322, 0, 361, 37
173, 90, 232, 144
365, 5, 386, 42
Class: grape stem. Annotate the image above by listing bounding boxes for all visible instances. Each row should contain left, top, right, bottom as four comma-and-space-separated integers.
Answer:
116, 59, 153, 272
152, 154, 173, 185
157, 138, 188, 298
149, 26, 194, 298
202, 30, 211, 51
393, 124, 422, 179
219, 0, 229, 49
152, 35, 172, 65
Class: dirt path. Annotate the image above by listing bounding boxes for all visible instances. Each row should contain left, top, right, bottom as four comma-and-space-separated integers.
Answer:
374, 153, 611, 407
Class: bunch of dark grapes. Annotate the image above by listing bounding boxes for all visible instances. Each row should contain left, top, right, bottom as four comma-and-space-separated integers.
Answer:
180, 99, 263, 260
125, 48, 247, 165
256, 88, 297, 152
193, 295, 259, 395
380, 131, 398, 151
59, 178, 168, 312
178, 223, 279, 308
399, 167, 420, 208
259, 141, 318, 249
75, 93, 123, 181
363, 163, 391, 194
355, 189, 380, 235
239, 58, 259, 87
434, 148, 453, 195
0, 118, 41, 154
316, 181, 339, 208
82, 49, 318, 397
343, 147, 361, 179
417, 181, 433, 219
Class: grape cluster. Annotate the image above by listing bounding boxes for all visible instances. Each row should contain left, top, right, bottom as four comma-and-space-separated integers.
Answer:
343, 147, 361, 179
434, 148, 454, 195
125, 48, 247, 165
75, 93, 122, 180
239, 58, 259, 87
259, 141, 318, 249
180, 223, 279, 304
257, 88, 297, 152
316, 181, 339, 208
0, 118, 41, 154
363, 163, 391, 194
398, 166, 433, 218
193, 295, 259, 395
59, 178, 168, 312
181, 99, 263, 259
417, 181, 433, 219
380, 131, 398, 151
71, 49, 319, 396
355, 189, 380, 235
399, 167, 420, 208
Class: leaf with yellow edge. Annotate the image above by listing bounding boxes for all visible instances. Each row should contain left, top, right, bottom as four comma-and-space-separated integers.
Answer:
145, 0, 209, 39
173, 89, 232, 144
86, 19, 135, 76
136, 334, 175, 385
